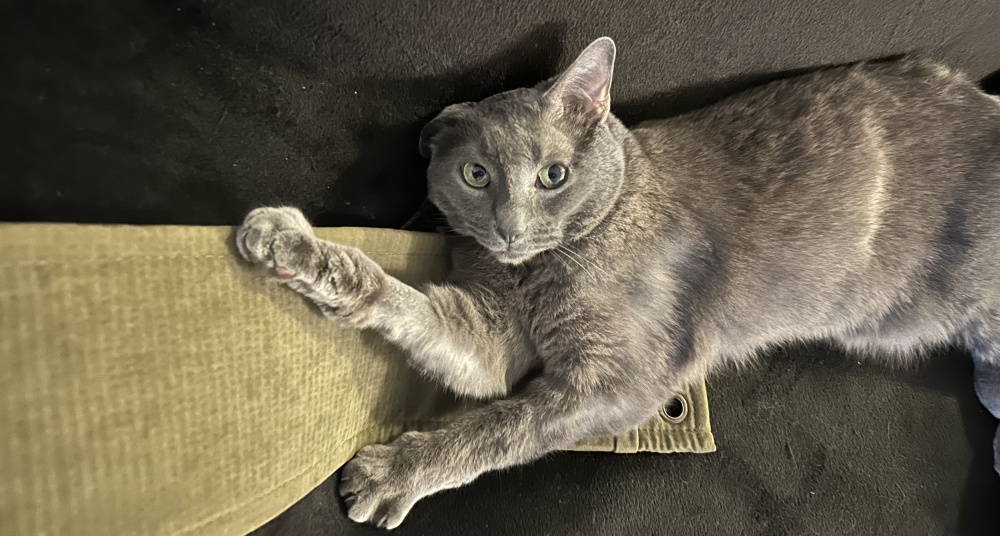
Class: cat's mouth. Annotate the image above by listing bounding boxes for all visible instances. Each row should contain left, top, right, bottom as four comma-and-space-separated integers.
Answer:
484, 243, 544, 265
492, 249, 539, 265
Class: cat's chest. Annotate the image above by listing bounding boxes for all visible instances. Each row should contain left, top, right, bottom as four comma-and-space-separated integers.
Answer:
511, 259, 629, 351
509, 245, 685, 359
515, 268, 577, 313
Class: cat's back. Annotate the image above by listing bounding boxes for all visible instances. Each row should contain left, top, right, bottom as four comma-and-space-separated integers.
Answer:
629, 57, 1000, 245
632, 58, 1000, 175
630, 58, 998, 252
619, 59, 1000, 342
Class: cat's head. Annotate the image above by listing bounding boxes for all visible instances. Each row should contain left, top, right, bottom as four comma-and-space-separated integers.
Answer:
419, 37, 626, 264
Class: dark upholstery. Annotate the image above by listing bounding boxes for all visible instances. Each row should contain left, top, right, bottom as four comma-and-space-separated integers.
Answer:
3, 1, 999, 533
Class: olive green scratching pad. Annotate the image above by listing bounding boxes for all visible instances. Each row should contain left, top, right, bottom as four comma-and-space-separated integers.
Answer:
0, 223, 715, 536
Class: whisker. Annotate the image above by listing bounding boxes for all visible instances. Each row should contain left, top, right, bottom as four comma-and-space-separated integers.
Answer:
556, 245, 598, 280
548, 249, 573, 273
558, 245, 611, 281
567, 247, 612, 280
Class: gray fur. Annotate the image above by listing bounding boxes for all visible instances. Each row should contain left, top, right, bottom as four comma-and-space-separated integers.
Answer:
236, 37, 1000, 528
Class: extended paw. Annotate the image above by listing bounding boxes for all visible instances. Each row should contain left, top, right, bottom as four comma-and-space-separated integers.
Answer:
235, 206, 386, 325
339, 433, 455, 530
339, 444, 422, 530
236, 206, 314, 268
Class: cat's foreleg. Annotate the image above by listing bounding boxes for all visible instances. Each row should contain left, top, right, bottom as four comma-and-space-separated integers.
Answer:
236, 207, 529, 399
338, 375, 662, 528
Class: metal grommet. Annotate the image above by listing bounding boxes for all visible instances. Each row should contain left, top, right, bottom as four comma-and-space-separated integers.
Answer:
659, 395, 688, 423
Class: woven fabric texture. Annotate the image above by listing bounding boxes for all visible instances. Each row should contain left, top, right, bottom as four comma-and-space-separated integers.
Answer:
0, 223, 713, 536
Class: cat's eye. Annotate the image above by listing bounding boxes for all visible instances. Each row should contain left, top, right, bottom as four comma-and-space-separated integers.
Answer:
462, 163, 490, 188
536, 164, 567, 189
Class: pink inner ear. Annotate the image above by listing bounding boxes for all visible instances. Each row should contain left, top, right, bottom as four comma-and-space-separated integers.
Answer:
547, 42, 615, 124
560, 74, 610, 123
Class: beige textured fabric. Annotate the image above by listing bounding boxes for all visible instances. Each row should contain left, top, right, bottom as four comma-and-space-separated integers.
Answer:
0, 223, 714, 536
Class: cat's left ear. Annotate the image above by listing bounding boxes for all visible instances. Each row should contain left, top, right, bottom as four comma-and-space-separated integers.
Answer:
419, 103, 472, 159
545, 37, 616, 128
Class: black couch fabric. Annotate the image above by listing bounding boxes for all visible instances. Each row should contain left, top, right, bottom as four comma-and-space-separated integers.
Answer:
3, 1, 1000, 534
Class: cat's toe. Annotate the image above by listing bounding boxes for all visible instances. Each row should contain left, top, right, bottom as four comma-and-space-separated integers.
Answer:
349, 496, 414, 531
235, 207, 314, 265
235, 223, 266, 264
268, 230, 320, 281
340, 445, 420, 529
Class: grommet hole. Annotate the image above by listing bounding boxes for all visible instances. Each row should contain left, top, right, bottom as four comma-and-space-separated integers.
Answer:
659, 395, 688, 423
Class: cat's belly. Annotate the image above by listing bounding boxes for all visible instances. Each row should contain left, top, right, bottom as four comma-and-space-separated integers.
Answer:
833, 314, 958, 358
704, 271, 972, 362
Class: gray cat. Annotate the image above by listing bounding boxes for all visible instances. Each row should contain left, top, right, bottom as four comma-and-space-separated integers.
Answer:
235, 38, 1000, 529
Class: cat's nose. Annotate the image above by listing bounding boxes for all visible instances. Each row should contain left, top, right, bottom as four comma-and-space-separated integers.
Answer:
496, 226, 522, 245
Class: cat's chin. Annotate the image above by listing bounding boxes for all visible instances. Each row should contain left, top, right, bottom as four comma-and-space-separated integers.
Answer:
488, 247, 543, 266
491, 251, 537, 265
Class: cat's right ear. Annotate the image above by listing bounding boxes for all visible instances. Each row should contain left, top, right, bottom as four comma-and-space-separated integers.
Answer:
544, 37, 617, 128
419, 103, 472, 159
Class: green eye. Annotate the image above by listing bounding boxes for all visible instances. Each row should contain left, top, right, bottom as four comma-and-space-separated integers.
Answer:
462, 163, 490, 187
537, 164, 567, 189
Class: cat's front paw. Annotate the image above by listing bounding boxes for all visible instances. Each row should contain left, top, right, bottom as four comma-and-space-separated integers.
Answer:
339, 433, 449, 530
236, 206, 385, 326
236, 206, 315, 267
339, 444, 421, 529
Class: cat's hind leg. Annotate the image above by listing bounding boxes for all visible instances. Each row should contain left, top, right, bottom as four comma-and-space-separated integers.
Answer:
974, 357, 1000, 475
963, 323, 1000, 475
